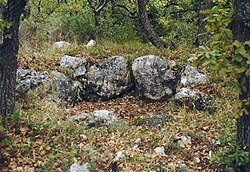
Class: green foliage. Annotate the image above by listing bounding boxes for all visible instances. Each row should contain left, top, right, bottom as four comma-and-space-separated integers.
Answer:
193, 0, 250, 78
210, 108, 248, 168
162, 20, 197, 46
5, 111, 22, 122
19, 0, 199, 46
95, 10, 140, 43
192, 0, 250, 168
211, 141, 248, 167
149, 0, 199, 45
0, 0, 12, 37
59, 5, 96, 42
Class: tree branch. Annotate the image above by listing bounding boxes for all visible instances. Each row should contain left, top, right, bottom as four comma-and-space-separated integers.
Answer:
111, 0, 137, 19
88, 0, 108, 13
169, 8, 197, 15
164, 2, 179, 8
96, 0, 108, 13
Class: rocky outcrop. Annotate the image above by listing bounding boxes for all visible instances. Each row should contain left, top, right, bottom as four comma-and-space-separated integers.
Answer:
59, 55, 87, 78
132, 55, 178, 100
16, 68, 49, 98
17, 54, 211, 110
84, 56, 132, 101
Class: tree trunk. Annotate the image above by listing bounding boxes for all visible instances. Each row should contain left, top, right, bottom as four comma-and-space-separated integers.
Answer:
0, 0, 28, 118
137, 0, 166, 48
231, 0, 250, 171
196, 0, 214, 46
94, 11, 101, 27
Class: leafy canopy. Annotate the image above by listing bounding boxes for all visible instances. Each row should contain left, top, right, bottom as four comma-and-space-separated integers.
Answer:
193, 0, 250, 77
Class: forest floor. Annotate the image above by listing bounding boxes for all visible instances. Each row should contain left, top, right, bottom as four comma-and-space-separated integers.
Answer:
0, 41, 238, 171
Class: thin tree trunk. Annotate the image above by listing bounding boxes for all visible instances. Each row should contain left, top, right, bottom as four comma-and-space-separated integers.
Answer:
196, 0, 214, 46
231, 0, 250, 171
0, 0, 28, 118
137, 0, 166, 48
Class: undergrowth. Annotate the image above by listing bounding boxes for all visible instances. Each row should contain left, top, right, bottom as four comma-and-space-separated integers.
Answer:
18, 40, 195, 72
0, 41, 241, 171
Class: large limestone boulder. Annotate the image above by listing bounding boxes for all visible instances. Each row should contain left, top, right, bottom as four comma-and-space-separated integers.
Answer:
84, 56, 132, 101
178, 64, 208, 89
16, 68, 49, 98
132, 55, 178, 100
59, 55, 87, 78
50, 71, 82, 103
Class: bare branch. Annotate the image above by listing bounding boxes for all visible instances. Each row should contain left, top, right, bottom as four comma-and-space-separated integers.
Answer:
96, 0, 108, 13
46, 1, 64, 16
164, 3, 179, 8
88, 0, 108, 13
169, 8, 197, 15
111, 0, 137, 19
87, 0, 96, 11
111, 0, 130, 12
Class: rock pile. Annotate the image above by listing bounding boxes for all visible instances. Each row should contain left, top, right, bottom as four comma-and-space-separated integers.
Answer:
17, 54, 212, 110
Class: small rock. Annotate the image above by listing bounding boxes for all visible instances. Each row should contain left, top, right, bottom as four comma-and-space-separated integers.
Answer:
193, 157, 201, 164
179, 163, 187, 171
178, 141, 186, 148
86, 39, 96, 48
114, 150, 125, 161
53, 41, 70, 49
135, 114, 173, 128
131, 144, 140, 151
173, 88, 212, 110
180, 136, 191, 145
175, 136, 191, 148
212, 138, 221, 145
69, 114, 87, 121
70, 162, 91, 172
80, 134, 88, 141
91, 110, 118, 124
178, 64, 207, 89
60, 55, 87, 69
16, 68, 33, 80
154, 146, 165, 155
70, 110, 119, 127
59, 55, 87, 78
131, 138, 142, 151
134, 138, 142, 144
